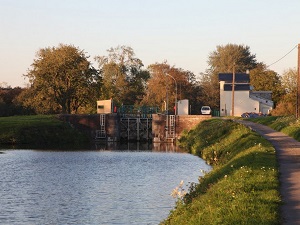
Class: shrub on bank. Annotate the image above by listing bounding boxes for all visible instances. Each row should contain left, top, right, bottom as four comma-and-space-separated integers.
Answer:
161, 119, 281, 225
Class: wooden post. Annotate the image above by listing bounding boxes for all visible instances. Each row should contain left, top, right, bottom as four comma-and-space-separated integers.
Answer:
231, 65, 235, 116
297, 44, 300, 118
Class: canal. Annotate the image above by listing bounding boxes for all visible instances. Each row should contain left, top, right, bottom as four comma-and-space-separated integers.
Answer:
0, 147, 211, 224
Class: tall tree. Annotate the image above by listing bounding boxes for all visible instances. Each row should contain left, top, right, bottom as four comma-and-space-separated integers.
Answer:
142, 62, 197, 113
198, 72, 219, 109
95, 45, 149, 106
204, 44, 259, 109
23, 44, 98, 114
208, 44, 258, 73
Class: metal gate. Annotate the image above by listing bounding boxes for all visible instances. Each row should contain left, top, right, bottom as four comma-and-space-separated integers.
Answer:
120, 117, 152, 141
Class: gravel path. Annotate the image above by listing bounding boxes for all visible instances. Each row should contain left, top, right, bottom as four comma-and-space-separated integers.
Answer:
237, 120, 300, 225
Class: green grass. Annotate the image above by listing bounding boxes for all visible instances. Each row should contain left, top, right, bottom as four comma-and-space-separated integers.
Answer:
247, 115, 300, 141
161, 119, 281, 225
0, 115, 89, 148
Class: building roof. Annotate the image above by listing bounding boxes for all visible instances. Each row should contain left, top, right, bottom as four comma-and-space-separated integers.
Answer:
224, 83, 251, 91
219, 73, 249, 83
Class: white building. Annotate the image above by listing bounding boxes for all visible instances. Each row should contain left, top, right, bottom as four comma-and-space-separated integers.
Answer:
219, 73, 273, 117
177, 99, 189, 115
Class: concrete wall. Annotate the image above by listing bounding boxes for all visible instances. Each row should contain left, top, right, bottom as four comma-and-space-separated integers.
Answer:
58, 114, 119, 140
152, 114, 212, 141
152, 114, 167, 141
176, 115, 212, 139
59, 114, 212, 142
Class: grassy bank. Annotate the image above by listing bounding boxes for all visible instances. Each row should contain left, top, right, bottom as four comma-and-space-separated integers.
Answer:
247, 115, 300, 141
162, 119, 280, 225
0, 115, 89, 148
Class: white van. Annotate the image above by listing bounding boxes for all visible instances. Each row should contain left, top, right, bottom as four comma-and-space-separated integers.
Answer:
201, 106, 211, 115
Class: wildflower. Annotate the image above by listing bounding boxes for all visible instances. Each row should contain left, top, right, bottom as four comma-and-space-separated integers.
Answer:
171, 180, 187, 200
171, 187, 179, 198
179, 180, 184, 188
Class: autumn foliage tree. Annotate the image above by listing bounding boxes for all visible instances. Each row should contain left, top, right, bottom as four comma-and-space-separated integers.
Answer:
95, 45, 149, 106
142, 62, 198, 113
8, 43, 290, 116
271, 68, 297, 116
21, 44, 98, 114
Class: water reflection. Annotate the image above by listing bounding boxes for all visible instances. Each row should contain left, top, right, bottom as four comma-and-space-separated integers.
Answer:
94, 141, 183, 152
1, 142, 184, 153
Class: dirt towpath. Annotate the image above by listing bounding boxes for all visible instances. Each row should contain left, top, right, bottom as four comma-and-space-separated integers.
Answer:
237, 120, 300, 225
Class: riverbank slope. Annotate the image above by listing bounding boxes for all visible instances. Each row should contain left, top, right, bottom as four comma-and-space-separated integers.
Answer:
0, 115, 89, 148
162, 118, 281, 224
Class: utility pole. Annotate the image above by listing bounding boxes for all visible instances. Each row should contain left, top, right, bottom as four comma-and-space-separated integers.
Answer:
231, 64, 235, 116
297, 44, 300, 119
166, 73, 177, 115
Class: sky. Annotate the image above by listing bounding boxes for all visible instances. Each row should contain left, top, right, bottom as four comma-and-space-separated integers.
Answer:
1, 0, 300, 87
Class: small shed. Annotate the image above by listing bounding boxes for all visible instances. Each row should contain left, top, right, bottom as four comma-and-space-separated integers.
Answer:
97, 99, 114, 114
177, 99, 189, 115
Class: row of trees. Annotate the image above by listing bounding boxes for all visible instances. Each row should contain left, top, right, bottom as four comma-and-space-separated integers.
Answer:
1, 43, 297, 116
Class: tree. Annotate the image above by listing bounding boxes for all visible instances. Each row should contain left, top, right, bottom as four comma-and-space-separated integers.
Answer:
0, 87, 31, 116
208, 44, 258, 73
205, 44, 259, 109
250, 64, 284, 105
95, 45, 149, 106
271, 68, 297, 116
198, 72, 219, 109
141, 62, 169, 109
16, 86, 60, 114
127, 69, 150, 105
23, 44, 98, 114
142, 62, 198, 113
281, 68, 297, 94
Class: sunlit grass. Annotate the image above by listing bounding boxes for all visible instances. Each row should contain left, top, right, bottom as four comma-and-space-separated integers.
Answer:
161, 119, 281, 225
247, 115, 300, 141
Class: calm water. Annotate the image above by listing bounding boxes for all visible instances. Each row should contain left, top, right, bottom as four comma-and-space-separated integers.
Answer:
0, 149, 210, 225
